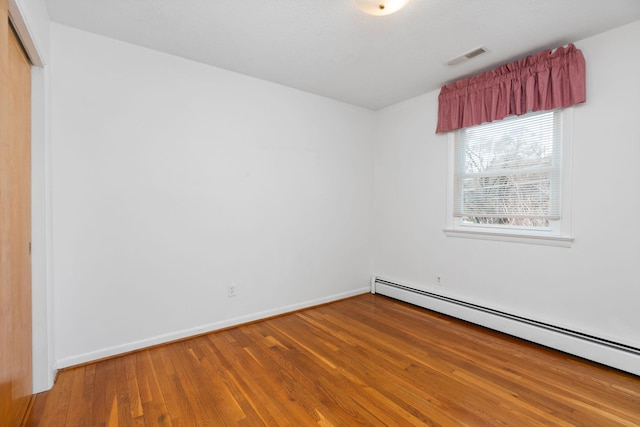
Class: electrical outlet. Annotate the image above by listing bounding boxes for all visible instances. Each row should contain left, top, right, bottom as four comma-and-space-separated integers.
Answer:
436, 275, 443, 286
227, 284, 237, 297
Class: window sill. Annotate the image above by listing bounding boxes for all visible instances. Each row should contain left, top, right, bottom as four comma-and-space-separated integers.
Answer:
443, 228, 574, 248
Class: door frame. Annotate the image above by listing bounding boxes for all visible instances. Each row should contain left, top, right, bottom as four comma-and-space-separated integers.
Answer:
8, 0, 43, 67
8, 0, 54, 393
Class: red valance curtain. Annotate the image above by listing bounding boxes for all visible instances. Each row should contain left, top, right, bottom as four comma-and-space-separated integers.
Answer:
436, 43, 586, 133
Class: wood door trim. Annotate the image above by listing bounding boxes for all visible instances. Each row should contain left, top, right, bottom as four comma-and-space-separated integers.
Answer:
1, 11, 33, 427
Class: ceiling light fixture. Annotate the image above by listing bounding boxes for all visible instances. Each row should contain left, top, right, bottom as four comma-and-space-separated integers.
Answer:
354, 0, 410, 16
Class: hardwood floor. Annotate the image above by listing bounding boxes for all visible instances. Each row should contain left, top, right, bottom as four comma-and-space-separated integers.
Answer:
26, 294, 640, 426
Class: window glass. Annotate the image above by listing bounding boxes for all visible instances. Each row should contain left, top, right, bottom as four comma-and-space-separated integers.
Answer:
453, 110, 561, 230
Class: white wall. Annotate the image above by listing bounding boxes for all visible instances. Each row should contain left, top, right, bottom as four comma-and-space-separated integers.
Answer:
46, 16, 640, 379
50, 24, 374, 367
373, 20, 640, 354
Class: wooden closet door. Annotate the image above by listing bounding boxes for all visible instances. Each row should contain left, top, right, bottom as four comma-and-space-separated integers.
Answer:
0, 5, 33, 426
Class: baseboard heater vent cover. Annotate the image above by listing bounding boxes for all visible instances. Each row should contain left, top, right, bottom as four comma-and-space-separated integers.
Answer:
372, 277, 640, 358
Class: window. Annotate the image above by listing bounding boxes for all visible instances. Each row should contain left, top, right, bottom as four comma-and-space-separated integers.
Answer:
445, 109, 574, 247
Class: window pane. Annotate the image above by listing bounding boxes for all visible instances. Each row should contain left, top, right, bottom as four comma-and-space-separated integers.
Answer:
453, 111, 561, 227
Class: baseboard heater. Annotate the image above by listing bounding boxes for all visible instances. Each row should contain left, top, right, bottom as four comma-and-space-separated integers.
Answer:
372, 277, 640, 376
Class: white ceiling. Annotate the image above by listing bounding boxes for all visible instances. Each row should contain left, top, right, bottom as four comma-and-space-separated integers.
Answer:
45, 0, 640, 110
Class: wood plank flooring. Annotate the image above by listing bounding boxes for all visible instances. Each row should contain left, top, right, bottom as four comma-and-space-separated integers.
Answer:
26, 294, 640, 426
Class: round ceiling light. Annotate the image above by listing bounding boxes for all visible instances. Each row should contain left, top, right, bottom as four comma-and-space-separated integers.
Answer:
354, 0, 410, 16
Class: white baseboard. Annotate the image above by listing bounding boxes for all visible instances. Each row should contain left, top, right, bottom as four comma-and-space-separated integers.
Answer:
374, 279, 640, 377
56, 287, 369, 370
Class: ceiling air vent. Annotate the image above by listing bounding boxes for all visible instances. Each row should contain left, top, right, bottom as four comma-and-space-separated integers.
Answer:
445, 46, 487, 67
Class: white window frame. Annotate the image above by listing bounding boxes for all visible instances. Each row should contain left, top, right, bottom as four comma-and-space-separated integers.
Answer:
444, 108, 574, 247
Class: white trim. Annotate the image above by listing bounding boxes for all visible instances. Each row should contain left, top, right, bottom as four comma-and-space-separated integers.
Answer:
374, 279, 640, 377
445, 108, 575, 246
30, 66, 56, 392
55, 287, 370, 369
443, 228, 574, 247
8, 0, 45, 67
559, 106, 574, 239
